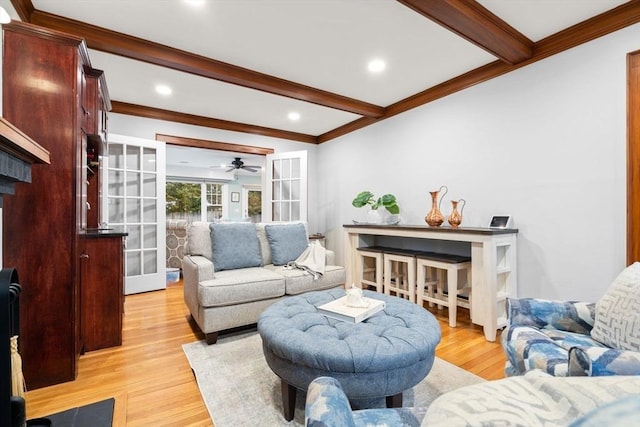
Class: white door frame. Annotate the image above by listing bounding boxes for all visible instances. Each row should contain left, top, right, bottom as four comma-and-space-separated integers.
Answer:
263, 150, 308, 223
105, 133, 166, 295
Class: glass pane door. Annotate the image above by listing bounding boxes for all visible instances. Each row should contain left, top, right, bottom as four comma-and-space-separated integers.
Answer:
264, 151, 307, 222
105, 134, 166, 294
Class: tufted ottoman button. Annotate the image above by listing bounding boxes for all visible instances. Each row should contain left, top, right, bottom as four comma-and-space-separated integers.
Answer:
258, 288, 441, 421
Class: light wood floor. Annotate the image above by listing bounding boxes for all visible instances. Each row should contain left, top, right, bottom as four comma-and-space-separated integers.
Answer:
23, 281, 506, 426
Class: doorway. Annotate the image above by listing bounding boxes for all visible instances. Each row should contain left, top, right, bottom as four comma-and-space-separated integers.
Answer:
243, 185, 262, 222
106, 134, 166, 295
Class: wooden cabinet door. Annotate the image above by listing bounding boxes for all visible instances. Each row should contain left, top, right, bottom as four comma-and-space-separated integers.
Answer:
81, 236, 125, 352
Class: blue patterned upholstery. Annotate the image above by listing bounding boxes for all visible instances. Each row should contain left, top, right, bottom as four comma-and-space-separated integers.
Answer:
305, 376, 425, 427
306, 373, 640, 427
502, 297, 640, 376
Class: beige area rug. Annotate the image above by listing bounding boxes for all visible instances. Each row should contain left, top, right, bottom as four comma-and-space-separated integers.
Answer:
182, 331, 484, 426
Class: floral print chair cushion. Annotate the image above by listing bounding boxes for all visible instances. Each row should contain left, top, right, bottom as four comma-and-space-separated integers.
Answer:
305, 373, 640, 427
502, 264, 640, 377
304, 376, 425, 427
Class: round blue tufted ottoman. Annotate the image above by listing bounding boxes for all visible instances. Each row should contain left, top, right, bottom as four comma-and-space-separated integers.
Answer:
257, 288, 441, 421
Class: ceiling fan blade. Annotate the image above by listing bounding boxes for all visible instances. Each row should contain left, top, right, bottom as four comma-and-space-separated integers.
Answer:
242, 166, 259, 172
225, 167, 235, 172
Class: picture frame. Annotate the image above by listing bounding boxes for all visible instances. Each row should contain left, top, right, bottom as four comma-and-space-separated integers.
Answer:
231, 192, 240, 203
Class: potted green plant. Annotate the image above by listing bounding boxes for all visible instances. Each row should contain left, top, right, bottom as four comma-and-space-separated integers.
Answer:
352, 191, 400, 224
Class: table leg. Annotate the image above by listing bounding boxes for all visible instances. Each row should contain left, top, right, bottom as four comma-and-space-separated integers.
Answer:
281, 379, 296, 421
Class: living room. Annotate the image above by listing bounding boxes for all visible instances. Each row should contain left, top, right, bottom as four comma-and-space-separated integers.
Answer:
1, 1, 639, 426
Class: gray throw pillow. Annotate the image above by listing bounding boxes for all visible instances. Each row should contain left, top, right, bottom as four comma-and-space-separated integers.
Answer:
590, 262, 640, 351
265, 223, 308, 266
209, 223, 262, 271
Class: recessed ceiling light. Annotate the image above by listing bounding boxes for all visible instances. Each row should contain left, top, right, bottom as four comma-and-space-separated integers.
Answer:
288, 112, 301, 121
183, 0, 205, 7
155, 84, 172, 96
368, 59, 386, 73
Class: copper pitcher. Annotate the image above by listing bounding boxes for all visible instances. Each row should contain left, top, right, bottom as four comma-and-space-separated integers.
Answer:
425, 185, 448, 227
448, 198, 466, 228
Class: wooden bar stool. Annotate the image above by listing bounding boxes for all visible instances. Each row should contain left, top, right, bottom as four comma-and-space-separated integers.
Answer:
416, 252, 471, 327
356, 246, 384, 293
383, 249, 417, 302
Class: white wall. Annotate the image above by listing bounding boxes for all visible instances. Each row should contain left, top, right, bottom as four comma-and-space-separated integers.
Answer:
317, 23, 640, 302
109, 114, 324, 233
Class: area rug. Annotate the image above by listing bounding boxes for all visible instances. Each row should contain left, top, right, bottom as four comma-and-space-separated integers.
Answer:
183, 331, 484, 426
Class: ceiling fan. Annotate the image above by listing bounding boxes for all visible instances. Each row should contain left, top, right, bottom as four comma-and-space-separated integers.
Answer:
224, 157, 260, 173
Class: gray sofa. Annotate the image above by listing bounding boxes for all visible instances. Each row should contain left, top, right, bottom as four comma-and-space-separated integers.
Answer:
182, 221, 345, 344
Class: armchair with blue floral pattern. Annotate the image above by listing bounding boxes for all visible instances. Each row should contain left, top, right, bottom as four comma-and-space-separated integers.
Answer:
502, 263, 640, 377
304, 376, 426, 427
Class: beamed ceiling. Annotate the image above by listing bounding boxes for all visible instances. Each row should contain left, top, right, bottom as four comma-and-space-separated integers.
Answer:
4, 0, 640, 145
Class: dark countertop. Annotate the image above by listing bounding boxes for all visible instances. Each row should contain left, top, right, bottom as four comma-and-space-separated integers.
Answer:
343, 223, 518, 235
82, 228, 128, 238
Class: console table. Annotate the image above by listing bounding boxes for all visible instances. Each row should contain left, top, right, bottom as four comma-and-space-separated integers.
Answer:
343, 224, 518, 341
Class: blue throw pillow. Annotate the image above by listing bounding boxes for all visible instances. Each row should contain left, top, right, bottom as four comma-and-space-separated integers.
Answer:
265, 223, 308, 265
209, 223, 262, 271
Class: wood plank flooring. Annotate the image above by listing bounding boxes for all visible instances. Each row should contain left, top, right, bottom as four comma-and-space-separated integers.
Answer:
23, 281, 505, 426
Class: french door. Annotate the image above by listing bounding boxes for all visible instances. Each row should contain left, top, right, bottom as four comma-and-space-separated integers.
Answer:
263, 150, 307, 222
105, 134, 166, 294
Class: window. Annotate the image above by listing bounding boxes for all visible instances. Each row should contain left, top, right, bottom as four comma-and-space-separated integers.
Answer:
206, 183, 223, 221
166, 181, 225, 222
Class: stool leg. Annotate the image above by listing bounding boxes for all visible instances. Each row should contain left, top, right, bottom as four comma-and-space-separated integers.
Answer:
426, 267, 435, 307
416, 263, 425, 306
375, 256, 383, 293
436, 270, 444, 310
356, 254, 364, 289
408, 259, 416, 303
384, 257, 392, 296
447, 267, 457, 328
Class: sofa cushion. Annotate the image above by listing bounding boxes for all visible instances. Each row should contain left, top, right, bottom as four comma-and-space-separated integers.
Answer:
198, 267, 285, 307
255, 223, 272, 265
265, 264, 345, 295
210, 222, 263, 271
590, 262, 640, 351
265, 222, 308, 265
187, 221, 212, 260
423, 370, 640, 427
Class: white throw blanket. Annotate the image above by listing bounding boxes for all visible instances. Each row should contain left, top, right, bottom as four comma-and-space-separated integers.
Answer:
285, 240, 326, 280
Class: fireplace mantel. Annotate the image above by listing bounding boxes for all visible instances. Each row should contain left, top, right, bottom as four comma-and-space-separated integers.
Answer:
0, 117, 50, 204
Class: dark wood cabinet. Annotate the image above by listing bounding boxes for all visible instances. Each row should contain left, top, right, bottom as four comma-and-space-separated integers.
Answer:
81, 235, 125, 352
84, 69, 110, 229
2, 21, 120, 389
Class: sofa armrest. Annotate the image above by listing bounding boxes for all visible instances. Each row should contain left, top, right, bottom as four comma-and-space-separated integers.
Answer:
569, 346, 640, 376
507, 298, 596, 334
182, 255, 214, 315
305, 376, 424, 427
325, 249, 336, 266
